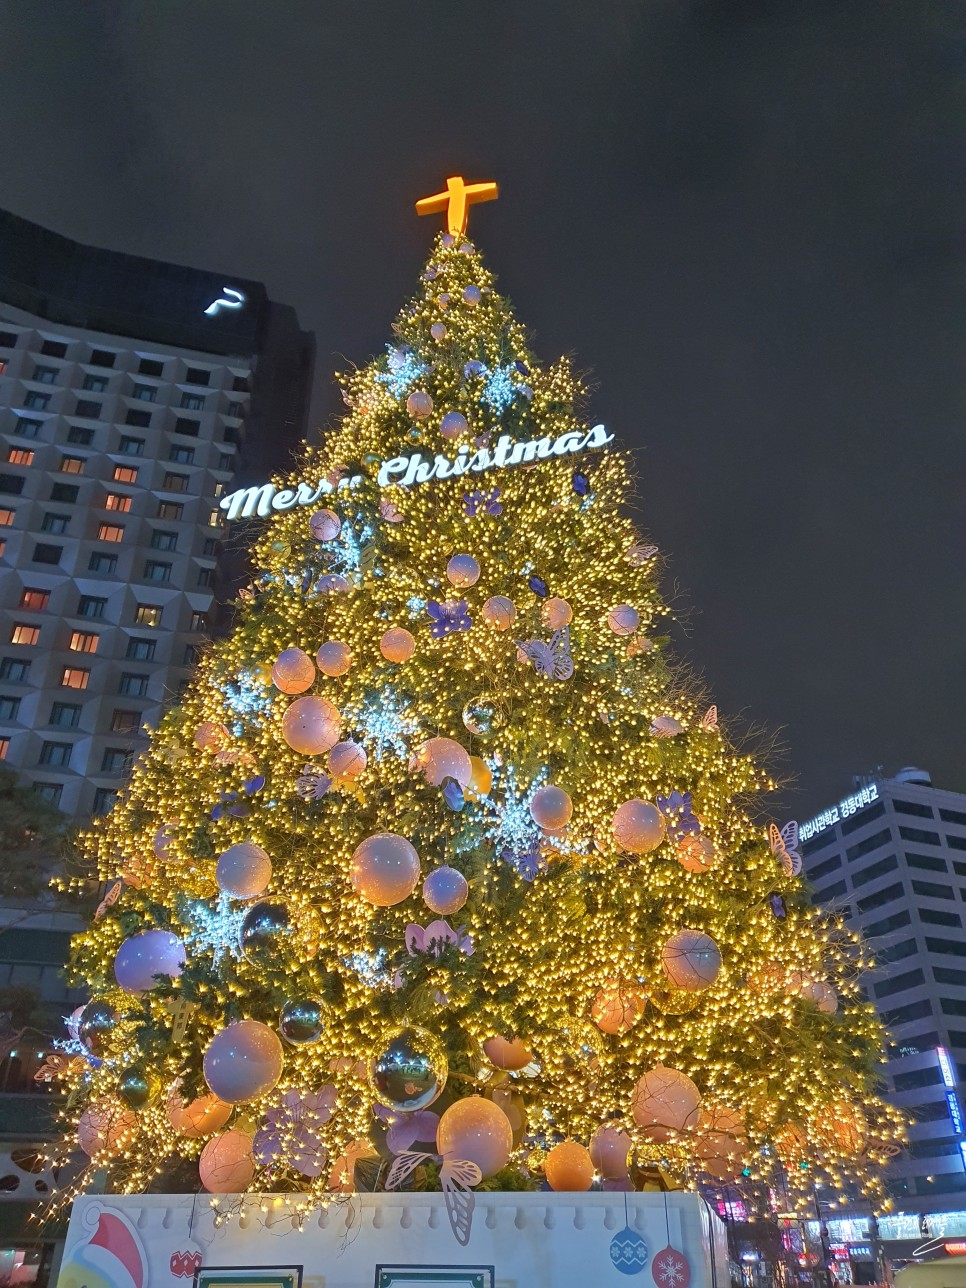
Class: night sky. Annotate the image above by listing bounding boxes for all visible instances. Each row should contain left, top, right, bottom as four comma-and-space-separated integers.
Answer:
1, 2, 960, 810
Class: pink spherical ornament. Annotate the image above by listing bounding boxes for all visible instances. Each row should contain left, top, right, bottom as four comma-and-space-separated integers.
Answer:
216, 841, 272, 900
168, 1090, 232, 1138
194, 722, 229, 752
463, 284, 482, 307
545, 1139, 595, 1191
414, 737, 472, 788
446, 554, 480, 587
422, 866, 468, 916
204, 1020, 283, 1104
271, 647, 316, 694
407, 391, 434, 419
607, 604, 640, 636
695, 1131, 743, 1180
612, 799, 666, 854
482, 596, 516, 630
281, 696, 340, 755
114, 929, 185, 994
632, 1066, 702, 1141
800, 978, 838, 1013
350, 833, 420, 907
380, 627, 415, 662
199, 1129, 255, 1193
309, 508, 341, 542
699, 1103, 745, 1137
430, 322, 447, 342
436, 1096, 512, 1179
590, 1123, 632, 1178
316, 641, 353, 677
591, 979, 647, 1034
440, 411, 469, 440
483, 1036, 533, 1071
660, 929, 722, 992
77, 1102, 137, 1156
677, 835, 717, 873
529, 785, 572, 831
541, 597, 573, 629
328, 740, 367, 780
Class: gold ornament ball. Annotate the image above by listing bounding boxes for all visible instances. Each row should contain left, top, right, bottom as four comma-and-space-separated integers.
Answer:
117, 1064, 159, 1110
677, 834, 717, 873
168, 1090, 232, 1138
466, 755, 492, 799
545, 1139, 595, 1191
199, 1129, 255, 1194
380, 627, 415, 663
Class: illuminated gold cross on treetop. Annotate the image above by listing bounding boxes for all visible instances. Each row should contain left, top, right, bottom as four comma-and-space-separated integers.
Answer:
415, 175, 499, 237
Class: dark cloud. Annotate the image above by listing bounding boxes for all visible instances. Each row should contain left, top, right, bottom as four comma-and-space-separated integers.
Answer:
0, 0, 959, 807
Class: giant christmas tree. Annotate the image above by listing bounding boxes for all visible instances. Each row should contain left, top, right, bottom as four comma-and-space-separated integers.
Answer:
54, 178, 904, 1230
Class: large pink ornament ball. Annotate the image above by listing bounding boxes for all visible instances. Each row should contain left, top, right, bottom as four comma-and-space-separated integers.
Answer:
316, 641, 353, 677
446, 554, 480, 588
612, 799, 666, 854
309, 508, 341, 542
591, 979, 647, 1034
350, 833, 420, 906
800, 978, 838, 1013
203, 1020, 283, 1104
199, 1129, 255, 1193
482, 596, 516, 630
437, 1096, 513, 1178
632, 1066, 702, 1141
430, 322, 447, 342
194, 721, 229, 752
77, 1102, 137, 1156
114, 929, 185, 994
440, 411, 469, 440
271, 647, 316, 694
607, 604, 640, 636
414, 737, 472, 788
483, 1036, 533, 1071
168, 1090, 232, 1138
281, 696, 340, 755
660, 929, 722, 992
545, 1140, 595, 1191
216, 841, 272, 900
422, 866, 468, 916
329, 740, 367, 780
529, 785, 572, 831
380, 627, 415, 663
407, 390, 434, 419
542, 597, 573, 629
591, 1123, 632, 1178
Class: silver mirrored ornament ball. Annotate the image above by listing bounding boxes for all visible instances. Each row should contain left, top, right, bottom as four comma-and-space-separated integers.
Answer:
78, 999, 115, 1056
117, 1064, 158, 1110
279, 996, 325, 1045
368, 1024, 448, 1113
240, 901, 291, 961
461, 698, 501, 737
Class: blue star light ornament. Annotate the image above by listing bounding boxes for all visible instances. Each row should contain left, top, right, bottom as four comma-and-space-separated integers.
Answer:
610, 1226, 649, 1276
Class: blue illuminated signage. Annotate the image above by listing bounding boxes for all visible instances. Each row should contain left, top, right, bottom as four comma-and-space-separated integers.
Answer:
800, 784, 879, 841
203, 286, 246, 317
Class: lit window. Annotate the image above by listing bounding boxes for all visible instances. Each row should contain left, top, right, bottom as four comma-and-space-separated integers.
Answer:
7, 449, 34, 466
135, 605, 161, 627
97, 524, 124, 543
10, 624, 40, 646
59, 456, 85, 475
0, 509, 14, 528
60, 668, 90, 689
68, 632, 99, 654
0, 738, 8, 761
104, 493, 132, 513
19, 589, 49, 611
113, 465, 138, 484
208, 509, 224, 528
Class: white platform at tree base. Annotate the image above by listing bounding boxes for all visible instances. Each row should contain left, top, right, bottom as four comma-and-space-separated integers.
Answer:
56, 1189, 729, 1288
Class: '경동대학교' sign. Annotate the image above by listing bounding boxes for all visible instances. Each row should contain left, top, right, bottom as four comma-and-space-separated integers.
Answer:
218, 424, 614, 521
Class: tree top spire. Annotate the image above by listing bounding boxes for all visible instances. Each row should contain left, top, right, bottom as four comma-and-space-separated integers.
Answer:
415, 175, 499, 237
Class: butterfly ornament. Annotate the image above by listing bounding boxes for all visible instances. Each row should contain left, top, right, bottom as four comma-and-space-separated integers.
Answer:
698, 705, 718, 730
515, 626, 574, 680
427, 600, 472, 638
386, 1149, 482, 1245
770, 821, 803, 877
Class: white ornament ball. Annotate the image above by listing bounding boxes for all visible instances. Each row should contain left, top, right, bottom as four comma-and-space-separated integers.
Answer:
316, 641, 352, 677
407, 391, 434, 419
281, 696, 340, 755
199, 1129, 255, 1193
542, 597, 573, 629
631, 1065, 702, 1141
114, 929, 185, 994
612, 799, 666, 854
309, 509, 341, 542
482, 596, 516, 630
380, 627, 415, 663
607, 604, 640, 636
446, 554, 480, 587
422, 866, 468, 916
350, 833, 421, 906
414, 737, 472, 787
430, 322, 447, 342
328, 740, 367, 780
440, 411, 469, 440
272, 647, 316, 694
216, 842, 272, 899
436, 1096, 512, 1179
660, 929, 722, 992
463, 284, 482, 306
203, 1020, 283, 1104
529, 785, 573, 831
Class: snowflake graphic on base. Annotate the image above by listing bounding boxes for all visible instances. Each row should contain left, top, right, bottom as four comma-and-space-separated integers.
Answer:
652, 1245, 690, 1288
610, 1226, 648, 1275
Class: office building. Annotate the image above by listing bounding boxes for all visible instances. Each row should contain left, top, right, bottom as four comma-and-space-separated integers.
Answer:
0, 206, 315, 818
801, 766, 966, 1217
